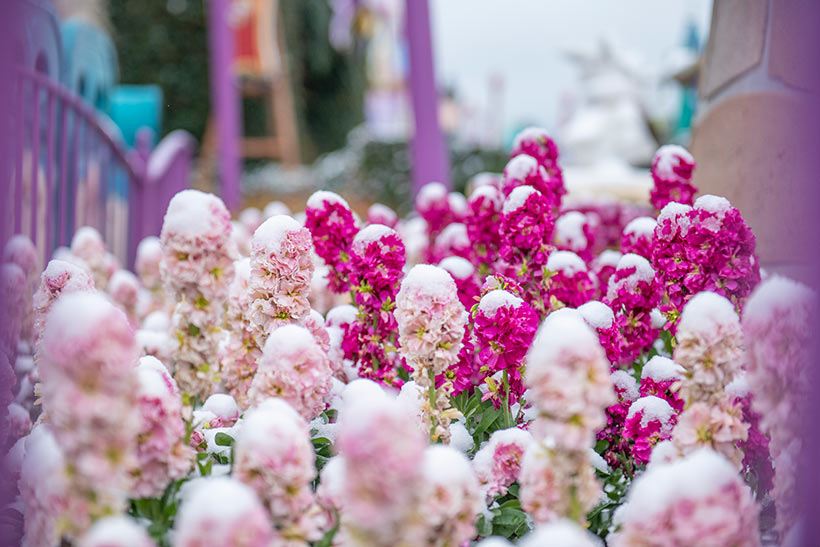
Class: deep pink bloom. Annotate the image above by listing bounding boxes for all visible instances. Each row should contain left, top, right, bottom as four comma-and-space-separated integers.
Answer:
305, 191, 359, 293
649, 145, 697, 210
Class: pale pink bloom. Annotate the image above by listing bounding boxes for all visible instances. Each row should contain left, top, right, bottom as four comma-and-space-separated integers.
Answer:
131, 356, 193, 499
472, 427, 533, 501
3, 234, 39, 344
234, 398, 322, 541
71, 226, 108, 289
19, 425, 70, 547
108, 269, 141, 327
32, 259, 95, 349
524, 312, 615, 449
610, 448, 760, 547
173, 477, 279, 547
416, 445, 483, 546
221, 258, 260, 408
671, 398, 748, 469
395, 264, 466, 377
77, 516, 156, 547
1, 263, 25, 362
336, 392, 427, 544
519, 440, 602, 524
248, 324, 332, 420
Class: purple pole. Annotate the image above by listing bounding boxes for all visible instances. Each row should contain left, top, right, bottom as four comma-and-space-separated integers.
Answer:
207, 0, 241, 210
405, 0, 451, 196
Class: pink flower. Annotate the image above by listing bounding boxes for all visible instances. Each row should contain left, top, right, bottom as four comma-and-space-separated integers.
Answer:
611, 449, 760, 547
671, 398, 748, 469
173, 478, 279, 547
577, 300, 621, 366
639, 356, 686, 413
649, 145, 697, 210
221, 258, 260, 408
248, 324, 332, 420
519, 441, 602, 524
131, 356, 192, 499
439, 256, 480, 310
502, 153, 564, 209
71, 226, 108, 289
545, 251, 595, 308
432, 222, 471, 262
366, 202, 399, 227
234, 398, 322, 540
32, 259, 95, 352
554, 212, 595, 263
305, 191, 359, 293
465, 185, 503, 271
623, 395, 677, 465
510, 128, 563, 186
620, 216, 656, 260
472, 427, 533, 500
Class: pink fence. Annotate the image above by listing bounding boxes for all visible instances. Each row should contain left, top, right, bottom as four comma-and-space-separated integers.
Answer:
4, 1, 194, 269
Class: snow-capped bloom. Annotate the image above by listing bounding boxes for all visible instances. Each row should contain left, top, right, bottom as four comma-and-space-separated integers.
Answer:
591, 249, 621, 299
366, 202, 399, 227
525, 312, 615, 449
651, 197, 759, 316
674, 292, 743, 403
577, 300, 620, 365
305, 190, 359, 293
433, 222, 471, 262
472, 427, 533, 500
519, 440, 602, 524
519, 519, 602, 547
71, 226, 108, 289
234, 398, 322, 540
248, 215, 314, 343
510, 128, 564, 188
620, 216, 656, 259
248, 324, 331, 420
39, 292, 139, 537
135, 236, 163, 292
640, 356, 685, 412
501, 153, 563, 208
77, 516, 156, 547
546, 251, 595, 308
610, 448, 759, 547
499, 185, 554, 266
465, 185, 503, 271
174, 477, 278, 547
623, 395, 677, 465
649, 145, 697, 210
33, 260, 95, 349
221, 258, 260, 408
416, 182, 452, 238
336, 392, 426, 545
108, 269, 140, 326
554, 211, 595, 262
417, 445, 483, 546
131, 356, 192, 498
19, 425, 70, 547
472, 289, 538, 405
439, 256, 480, 310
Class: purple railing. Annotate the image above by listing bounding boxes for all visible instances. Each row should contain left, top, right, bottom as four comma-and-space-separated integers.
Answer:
7, 66, 193, 269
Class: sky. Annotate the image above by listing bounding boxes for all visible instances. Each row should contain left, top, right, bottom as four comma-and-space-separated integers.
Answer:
430, 0, 713, 140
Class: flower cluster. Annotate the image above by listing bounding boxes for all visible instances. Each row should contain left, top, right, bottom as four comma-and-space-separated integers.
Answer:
131, 356, 192, 498
395, 264, 466, 441
346, 224, 406, 382
234, 398, 323, 541
305, 190, 359, 293
160, 190, 236, 400
38, 292, 139, 538
611, 449, 759, 547
220, 258, 261, 408
472, 289, 538, 407
248, 324, 332, 420
554, 211, 596, 263
134, 236, 165, 316
545, 251, 595, 309
71, 226, 109, 290
577, 300, 621, 366
622, 395, 676, 465
501, 153, 563, 209
509, 127, 564, 191
649, 144, 697, 210
651, 196, 760, 317
248, 215, 314, 344
596, 370, 639, 470
619, 216, 656, 259
472, 427, 533, 501
743, 276, 815, 535
465, 185, 503, 273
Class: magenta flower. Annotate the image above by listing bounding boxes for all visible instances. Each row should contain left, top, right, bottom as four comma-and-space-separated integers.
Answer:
502, 153, 564, 209
545, 251, 595, 308
305, 191, 359, 293
649, 144, 697, 210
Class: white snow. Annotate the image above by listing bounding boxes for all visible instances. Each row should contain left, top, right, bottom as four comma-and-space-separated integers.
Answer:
577, 301, 614, 330
656, 201, 692, 226
439, 256, 475, 280
725, 374, 750, 398
641, 356, 685, 383
399, 264, 458, 300
528, 312, 603, 374
546, 250, 587, 275
43, 292, 127, 352
611, 370, 639, 401
653, 144, 694, 179
450, 420, 474, 453
136, 236, 162, 261
177, 477, 264, 523
71, 225, 104, 250
468, 184, 503, 208
555, 212, 588, 249
478, 289, 524, 315
519, 519, 603, 547
367, 203, 398, 224
677, 291, 739, 338
615, 253, 655, 282
743, 275, 816, 325
136, 359, 172, 399
615, 448, 743, 523
109, 270, 139, 293
448, 192, 469, 216
502, 185, 538, 214
627, 395, 675, 429
416, 182, 448, 209
623, 216, 657, 237
306, 190, 349, 210
588, 448, 611, 474
650, 308, 666, 328
512, 127, 550, 150
162, 190, 228, 238
694, 194, 732, 217
422, 444, 476, 488
261, 324, 317, 359
253, 215, 302, 253
504, 154, 538, 181
203, 393, 240, 421
596, 249, 622, 267
79, 516, 153, 546
435, 223, 470, 248
353, 223, 394, 246
326, 305, 359, 327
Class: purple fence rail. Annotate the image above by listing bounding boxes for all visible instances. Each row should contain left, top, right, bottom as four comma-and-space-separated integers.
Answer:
6, 66, 193, 269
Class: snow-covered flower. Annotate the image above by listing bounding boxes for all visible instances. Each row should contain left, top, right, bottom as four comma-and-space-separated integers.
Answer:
305, 190, 359, 293
472, 427, 533, 500
77, 516, 156, 547
649, 145, 697, 210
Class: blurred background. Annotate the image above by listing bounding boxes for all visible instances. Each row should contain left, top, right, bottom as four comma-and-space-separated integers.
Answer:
54, 0, 711, 214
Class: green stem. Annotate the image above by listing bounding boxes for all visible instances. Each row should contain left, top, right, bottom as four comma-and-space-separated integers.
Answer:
502, 369, 512, 429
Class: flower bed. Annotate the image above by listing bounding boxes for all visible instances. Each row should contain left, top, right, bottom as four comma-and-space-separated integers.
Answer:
2, 129, 813, 546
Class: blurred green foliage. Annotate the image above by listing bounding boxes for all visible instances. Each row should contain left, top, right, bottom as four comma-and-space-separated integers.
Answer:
109, 0, 365, 159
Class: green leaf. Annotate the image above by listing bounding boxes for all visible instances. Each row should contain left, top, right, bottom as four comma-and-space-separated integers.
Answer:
214, 432, 234, 446
476, 514, 493, 537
